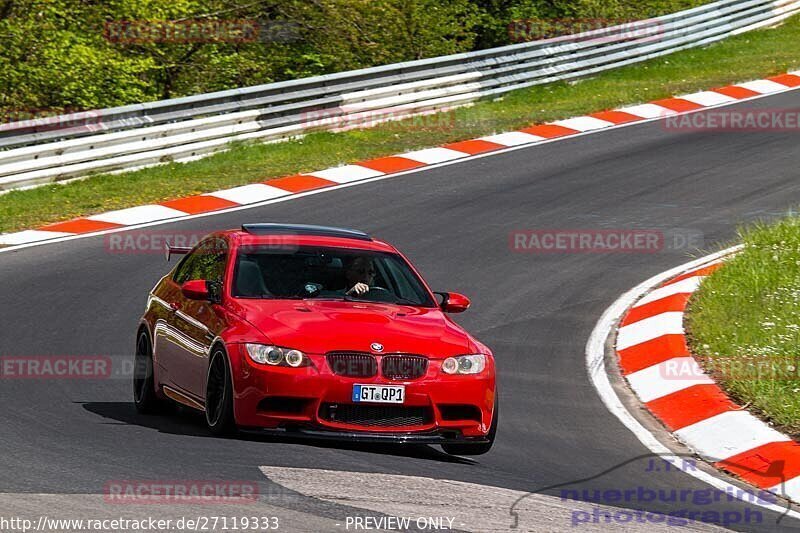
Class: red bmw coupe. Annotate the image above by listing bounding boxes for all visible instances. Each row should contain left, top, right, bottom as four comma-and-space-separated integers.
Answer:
134, 224, 497, 455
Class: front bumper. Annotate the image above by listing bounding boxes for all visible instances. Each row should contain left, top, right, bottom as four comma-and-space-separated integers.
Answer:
241, 426, 490, 444
229, 346, 496, 439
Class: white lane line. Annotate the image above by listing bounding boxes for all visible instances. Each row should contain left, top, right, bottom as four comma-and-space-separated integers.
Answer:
550, 116, 614, 132
399, 147, 468, 164
675, 411, 791, 462
626, 357, 713, 403
0, 229, 73, 245
633, 276, 704, 308
616, 104, 677, 119
586, 245, 800, 521
88, 205, 187, 226
736, 80, 789, 94
479, 131, 544, 146
616, 312, 684, 351
679, 91, 736, 106
309, 165, 384, 184
259, 467, 724, 532
206, 183, 289, 204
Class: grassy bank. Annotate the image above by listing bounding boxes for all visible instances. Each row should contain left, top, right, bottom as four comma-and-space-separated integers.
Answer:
687, 216, 800, 436
2, 14, 800, 234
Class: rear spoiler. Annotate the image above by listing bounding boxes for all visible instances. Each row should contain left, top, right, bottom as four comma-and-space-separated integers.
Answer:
165, 243, 192, 262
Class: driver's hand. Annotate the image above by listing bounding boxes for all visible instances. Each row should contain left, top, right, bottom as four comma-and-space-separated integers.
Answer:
347, 282, 369, 296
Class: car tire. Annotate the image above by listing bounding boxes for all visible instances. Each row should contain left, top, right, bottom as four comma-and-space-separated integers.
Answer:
205, 347, 236, 436
442, 395, 498, 456
133, 330, 167, 414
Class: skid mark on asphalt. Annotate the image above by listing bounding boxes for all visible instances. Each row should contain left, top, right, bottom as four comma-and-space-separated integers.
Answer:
259, 467, 728, 532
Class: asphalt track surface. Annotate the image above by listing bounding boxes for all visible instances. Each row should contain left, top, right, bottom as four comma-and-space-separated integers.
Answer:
2, 90, 800, 532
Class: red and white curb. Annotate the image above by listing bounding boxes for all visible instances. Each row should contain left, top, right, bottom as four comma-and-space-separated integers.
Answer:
586, 248, 800, 521
608, 250, 800, 509
2, 72, 800, 250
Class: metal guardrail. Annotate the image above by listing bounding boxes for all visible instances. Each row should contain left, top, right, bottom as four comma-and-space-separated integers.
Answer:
0, 0, 797, 191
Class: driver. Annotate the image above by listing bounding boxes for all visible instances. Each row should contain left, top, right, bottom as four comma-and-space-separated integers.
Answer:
344, 256, 376, 296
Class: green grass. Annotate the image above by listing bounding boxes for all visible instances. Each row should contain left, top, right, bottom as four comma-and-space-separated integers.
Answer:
2, 15, 800, 234
687, 216, 800, 436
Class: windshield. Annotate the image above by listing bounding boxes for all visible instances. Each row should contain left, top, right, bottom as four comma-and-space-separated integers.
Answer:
232, 245, 436, 306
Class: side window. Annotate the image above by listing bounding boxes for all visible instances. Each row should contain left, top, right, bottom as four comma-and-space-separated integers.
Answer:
383, 256, 430, 304
173, 238, 228, 285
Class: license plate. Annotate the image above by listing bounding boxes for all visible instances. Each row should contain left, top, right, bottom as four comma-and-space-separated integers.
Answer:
352, 384, 405, 404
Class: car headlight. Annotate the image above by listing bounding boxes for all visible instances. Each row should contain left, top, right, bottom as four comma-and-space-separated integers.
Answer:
245, 344, 308, 367
441, 354, 486, 375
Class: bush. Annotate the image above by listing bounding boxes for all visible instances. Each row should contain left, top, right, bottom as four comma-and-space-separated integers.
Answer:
0, 0, 712, 116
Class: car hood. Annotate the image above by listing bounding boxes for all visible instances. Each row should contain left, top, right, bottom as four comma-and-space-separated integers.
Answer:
229, 299, 477, 357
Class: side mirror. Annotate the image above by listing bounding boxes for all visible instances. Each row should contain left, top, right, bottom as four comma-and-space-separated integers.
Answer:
182, 280, 211, 301
435, 291, 471, 313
